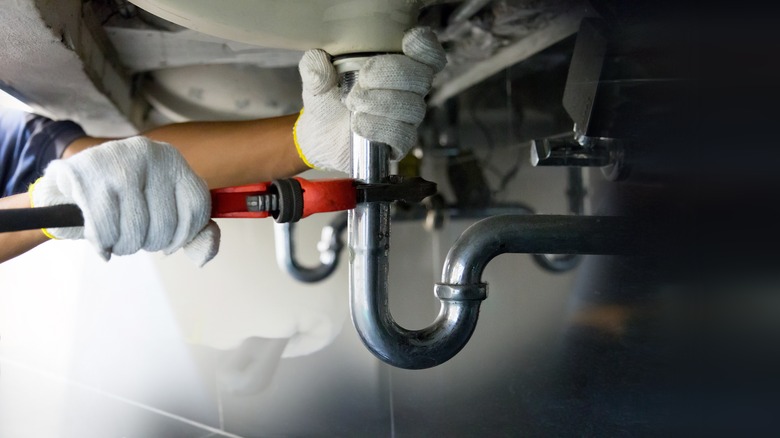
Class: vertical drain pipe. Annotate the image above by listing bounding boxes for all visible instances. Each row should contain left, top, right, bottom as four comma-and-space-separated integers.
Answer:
336, 58, 487, 370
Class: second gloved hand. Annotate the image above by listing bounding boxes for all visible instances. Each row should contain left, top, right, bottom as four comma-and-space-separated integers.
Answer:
294, 27, 447, 174
31, 137, 220, 266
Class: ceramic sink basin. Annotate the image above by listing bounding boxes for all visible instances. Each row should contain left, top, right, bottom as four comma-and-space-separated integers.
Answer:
129, 0, 443, 55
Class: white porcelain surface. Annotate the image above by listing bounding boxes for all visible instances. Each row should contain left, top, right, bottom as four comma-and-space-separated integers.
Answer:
129, 0, 441, 55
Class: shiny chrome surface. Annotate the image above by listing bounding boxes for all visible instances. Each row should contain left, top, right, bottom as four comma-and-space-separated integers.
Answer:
440, 214, 658, 287
273, 213, 348, 283
342, 55, 663, 368
351, 210, 656, 368
343, 62, 488, 369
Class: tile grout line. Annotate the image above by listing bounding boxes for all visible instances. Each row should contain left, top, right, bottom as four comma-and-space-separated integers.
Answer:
0, 357, 246, 438
217, 377, 226, 430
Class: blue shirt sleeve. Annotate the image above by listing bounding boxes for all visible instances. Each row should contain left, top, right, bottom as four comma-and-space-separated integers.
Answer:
0, 108, 86, 197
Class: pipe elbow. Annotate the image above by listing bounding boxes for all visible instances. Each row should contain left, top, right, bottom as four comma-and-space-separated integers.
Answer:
352, 296, 484, 369
441, 216, 515, 286
274, 214, 347, 283
354, 216, 529, 369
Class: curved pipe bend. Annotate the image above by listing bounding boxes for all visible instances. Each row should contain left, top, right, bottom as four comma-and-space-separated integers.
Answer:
275, 203, 541, 284
340, 59, 652, 369
274, 213, 348, 283
354, 214, 655, 369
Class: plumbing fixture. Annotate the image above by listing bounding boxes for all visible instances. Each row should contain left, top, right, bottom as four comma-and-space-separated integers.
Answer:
532, 167, 585, 273
355, 213, 667, 369
122, 0, 594, 368
274, 213, 348, 284
274, 203, 540, 284
338, 55, 646, 369
127, 0, 444, 56
335, 60, 402, 366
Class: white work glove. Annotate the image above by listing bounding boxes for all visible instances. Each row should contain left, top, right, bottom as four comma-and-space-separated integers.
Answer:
30, 136, 220, 267
294, 26, 447, 174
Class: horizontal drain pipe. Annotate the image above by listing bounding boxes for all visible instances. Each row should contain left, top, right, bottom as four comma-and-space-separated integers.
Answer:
274, 203, 541, 284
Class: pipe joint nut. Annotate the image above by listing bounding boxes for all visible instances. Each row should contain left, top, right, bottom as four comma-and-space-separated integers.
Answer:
434, 283, 488, 301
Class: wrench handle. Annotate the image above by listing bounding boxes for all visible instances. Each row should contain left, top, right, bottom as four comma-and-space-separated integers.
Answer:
0, 204, 84, 233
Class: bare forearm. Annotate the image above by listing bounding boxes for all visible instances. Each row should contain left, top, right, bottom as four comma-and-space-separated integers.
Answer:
64, 114, 308, 189
148, 114, 308, 188
0, 193, 49, 263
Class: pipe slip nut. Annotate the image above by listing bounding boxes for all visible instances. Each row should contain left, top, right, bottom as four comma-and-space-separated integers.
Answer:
434, 284, 488, 301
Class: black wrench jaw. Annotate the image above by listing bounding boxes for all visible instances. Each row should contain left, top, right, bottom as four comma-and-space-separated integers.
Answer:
356, 176, 437, 204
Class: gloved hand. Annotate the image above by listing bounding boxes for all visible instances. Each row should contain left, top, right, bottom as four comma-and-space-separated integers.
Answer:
30, 136, 220, 267
294, 27, 447, 174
